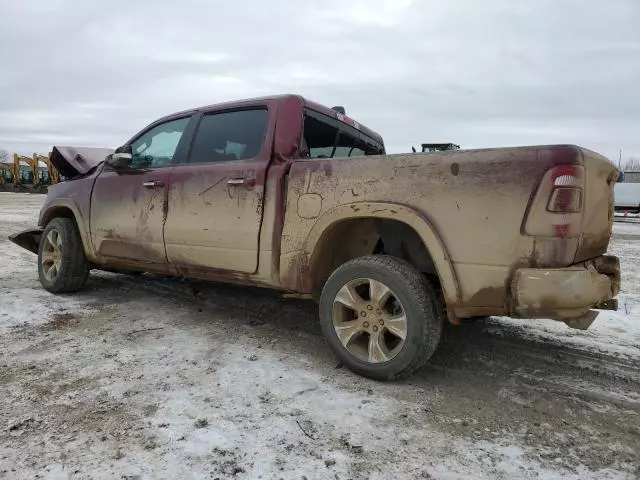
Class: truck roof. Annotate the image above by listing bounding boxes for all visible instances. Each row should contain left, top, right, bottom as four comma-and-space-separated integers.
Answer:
155, 94, 385, 146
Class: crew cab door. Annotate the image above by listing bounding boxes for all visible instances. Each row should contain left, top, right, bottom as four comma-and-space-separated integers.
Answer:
163, 107, 273, 274
90, 115, 194, 268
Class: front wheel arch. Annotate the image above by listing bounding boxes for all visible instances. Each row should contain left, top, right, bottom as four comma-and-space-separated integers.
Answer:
39, 203, 93, 260
40, 206, 76, 226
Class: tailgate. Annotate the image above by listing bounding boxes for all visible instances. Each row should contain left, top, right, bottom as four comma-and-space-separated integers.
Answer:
575, 148, 618, 263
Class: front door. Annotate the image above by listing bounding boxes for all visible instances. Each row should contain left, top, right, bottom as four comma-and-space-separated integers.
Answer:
163, 108, 272, 273
90, 116, 192, 268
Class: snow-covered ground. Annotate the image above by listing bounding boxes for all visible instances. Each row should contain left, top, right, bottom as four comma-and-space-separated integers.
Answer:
1, 193, 639, 480
614, 221, 640, 236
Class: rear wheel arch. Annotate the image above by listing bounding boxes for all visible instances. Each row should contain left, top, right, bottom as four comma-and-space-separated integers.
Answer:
304, 202, 461, 306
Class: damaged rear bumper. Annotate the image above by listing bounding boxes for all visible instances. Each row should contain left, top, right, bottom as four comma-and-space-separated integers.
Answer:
8, 227, 44, 255
511, 255, 620, 329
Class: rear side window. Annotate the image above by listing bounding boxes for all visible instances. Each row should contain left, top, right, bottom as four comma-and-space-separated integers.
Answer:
301, 113, 382, 159
189, 109, 269, 163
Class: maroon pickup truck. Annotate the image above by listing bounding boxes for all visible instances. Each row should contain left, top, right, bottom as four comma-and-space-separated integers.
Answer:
10, 94, 621, 380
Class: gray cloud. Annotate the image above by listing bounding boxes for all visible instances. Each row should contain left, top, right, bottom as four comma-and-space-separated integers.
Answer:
1, 0, 638, 162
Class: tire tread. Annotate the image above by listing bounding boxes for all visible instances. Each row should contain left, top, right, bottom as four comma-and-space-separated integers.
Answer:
38, 217, 89, 293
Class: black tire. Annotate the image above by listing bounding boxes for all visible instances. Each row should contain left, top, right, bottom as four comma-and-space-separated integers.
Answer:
319, 255, 444, 381
464, 316, 488, 323
38, 217, 89, 293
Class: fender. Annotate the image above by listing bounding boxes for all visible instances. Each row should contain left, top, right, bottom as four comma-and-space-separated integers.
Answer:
38, 198, 98, 262
296, 201, 461, 306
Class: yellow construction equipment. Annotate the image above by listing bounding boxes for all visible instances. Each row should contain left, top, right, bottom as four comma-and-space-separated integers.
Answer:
0, 163, 14, 185
0, 152, 60, 190
34, 153, 57, 185
2, 157, 18, 182
0, 158, 15, 184
14, 154, 36, 185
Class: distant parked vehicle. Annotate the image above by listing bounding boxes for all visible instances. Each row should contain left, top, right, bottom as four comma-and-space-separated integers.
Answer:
614, 171, 640, 216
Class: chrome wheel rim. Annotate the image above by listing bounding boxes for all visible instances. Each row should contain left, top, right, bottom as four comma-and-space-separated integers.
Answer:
41, 229, 63, 281
332, 278, 407, 364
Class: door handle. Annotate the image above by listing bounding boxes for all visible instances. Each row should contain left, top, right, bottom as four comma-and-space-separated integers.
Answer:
142, 180, 164, 188
227, 177, 256, 187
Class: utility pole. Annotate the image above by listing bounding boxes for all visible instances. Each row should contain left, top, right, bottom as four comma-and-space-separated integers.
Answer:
619, 148, 622, 170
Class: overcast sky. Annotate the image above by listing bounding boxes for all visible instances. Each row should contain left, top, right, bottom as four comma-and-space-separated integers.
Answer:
1, 0, 639, 163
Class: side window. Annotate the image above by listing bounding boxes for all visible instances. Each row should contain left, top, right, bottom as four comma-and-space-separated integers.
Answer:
189, 109, 268, 163
130, 117, 190, 168
302, 117, 339, 159
301, 115, 380, 159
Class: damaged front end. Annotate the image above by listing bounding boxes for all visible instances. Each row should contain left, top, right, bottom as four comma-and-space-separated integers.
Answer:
49, 145, 114, 179
8, 228, 44, 255
8, 145, 114, 255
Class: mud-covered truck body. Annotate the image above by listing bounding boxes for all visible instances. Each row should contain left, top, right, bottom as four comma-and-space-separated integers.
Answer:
10, 94, 621, 380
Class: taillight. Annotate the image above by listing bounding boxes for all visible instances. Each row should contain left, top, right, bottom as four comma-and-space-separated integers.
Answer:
523, 164, 585, 239
548, 187, 583, 213
547, 165, 584, 238
547, 166, 583, 214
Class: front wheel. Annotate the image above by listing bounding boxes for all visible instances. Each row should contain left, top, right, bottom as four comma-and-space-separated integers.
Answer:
319, 255, 444, 381
38, 217, 89, 293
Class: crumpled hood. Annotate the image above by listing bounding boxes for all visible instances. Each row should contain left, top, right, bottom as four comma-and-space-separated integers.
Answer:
49, 146, 114, 179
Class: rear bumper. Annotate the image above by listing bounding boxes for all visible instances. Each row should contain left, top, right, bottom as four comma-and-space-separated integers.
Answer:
511, 255, 620, 324
8, 227, 44, 254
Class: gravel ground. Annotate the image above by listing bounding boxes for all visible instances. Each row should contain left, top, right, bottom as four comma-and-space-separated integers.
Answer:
1, 192, 639, 480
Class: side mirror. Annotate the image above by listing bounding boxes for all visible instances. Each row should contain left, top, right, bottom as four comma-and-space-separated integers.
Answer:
617, 171, 625, 183
106, 145, 133, 169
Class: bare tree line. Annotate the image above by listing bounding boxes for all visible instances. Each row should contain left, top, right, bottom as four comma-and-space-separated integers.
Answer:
622, 157, 640, 172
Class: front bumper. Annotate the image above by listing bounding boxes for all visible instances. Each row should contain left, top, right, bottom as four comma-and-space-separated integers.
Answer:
511, 255, 620, 328
8, 227, 44, 255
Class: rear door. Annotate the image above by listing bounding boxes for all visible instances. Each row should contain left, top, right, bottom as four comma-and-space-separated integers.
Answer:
90, 115, 194, 268
163, 106, 274, 274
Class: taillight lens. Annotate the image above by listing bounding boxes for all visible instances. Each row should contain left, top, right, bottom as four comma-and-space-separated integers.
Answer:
547, 187, 583, 213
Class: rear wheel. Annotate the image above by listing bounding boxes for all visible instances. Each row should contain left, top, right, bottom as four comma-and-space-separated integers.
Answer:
319, 255, 444, 381
38, 217, 89, 293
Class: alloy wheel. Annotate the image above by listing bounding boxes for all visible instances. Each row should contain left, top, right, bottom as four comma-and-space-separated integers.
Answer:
41, 229, 63, 281
332, 278, 407, 363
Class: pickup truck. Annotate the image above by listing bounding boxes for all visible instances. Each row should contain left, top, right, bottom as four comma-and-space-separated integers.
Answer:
9, 94, 621, 380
